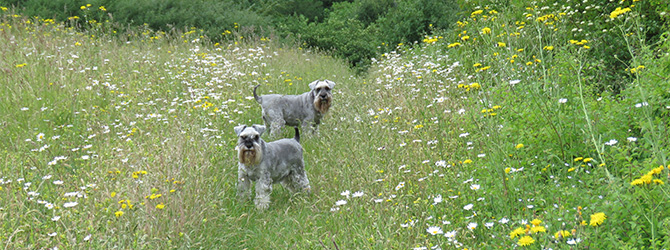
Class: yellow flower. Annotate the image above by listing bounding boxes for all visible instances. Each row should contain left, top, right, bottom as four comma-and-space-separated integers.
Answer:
574, 157, 583, 162
517, 236, 535, 246
530, 219, 542, 226
515, 144, 524, 149
473, 63, 482, 67
448, 42, 462, 48
543, 46, 554, 51
554, 230, 571, 239
610, 7, 632, 19
461, 35, 470, 41
631, 178, 645, 186
482, 27, 491, 34
568, 167, 575, 172
99, 6, 107, 11
510, 227, 525, 239
653, 179, 664, 185
463, 159, 473, 164
530, 226, 546, 233
115, 210, 124, 217
589, 212, 607, 226
497, 42, 506, 47
156, 203, 165, 209
15, 63, 27, 68
111, 192, 116, 198
505, 167, 511, 173
471, 10, 484, 16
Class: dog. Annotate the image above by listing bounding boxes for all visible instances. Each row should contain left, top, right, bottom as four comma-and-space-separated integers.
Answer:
234, 124, 311, 210
253, 80, 335, 136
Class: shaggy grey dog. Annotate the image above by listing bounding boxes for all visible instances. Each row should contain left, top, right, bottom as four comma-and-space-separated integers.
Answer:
234, 124, 311, 210
253, 80, 335, 136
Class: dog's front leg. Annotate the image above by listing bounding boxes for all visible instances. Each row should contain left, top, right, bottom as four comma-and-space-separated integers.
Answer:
237, 170, 252, 201
254, 175, 273, 210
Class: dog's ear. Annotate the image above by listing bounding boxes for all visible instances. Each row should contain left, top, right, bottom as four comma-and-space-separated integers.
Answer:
252, 124, 266, 136
308, 80, 319, 90
325, 80, 336, 89
234, 125, 247, 136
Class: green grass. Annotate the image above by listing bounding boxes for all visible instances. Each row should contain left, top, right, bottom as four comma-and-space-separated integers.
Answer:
1, 2, 670, 249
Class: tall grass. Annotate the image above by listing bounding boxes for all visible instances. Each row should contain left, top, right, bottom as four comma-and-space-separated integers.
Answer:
1, 1, 669, 249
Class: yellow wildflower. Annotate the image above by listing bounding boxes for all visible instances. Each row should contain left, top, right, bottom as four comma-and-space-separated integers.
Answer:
589, 212, 607, 227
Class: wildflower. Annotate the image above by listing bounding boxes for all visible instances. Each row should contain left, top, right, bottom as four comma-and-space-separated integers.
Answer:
467, 222, 478, 230
352, 191, 364, 197
518, 236, 535, 246
340, 190, 350, 198
530, 226, 546, 233
463, 204, 474, 210
463, 159, 473, 164
447, 42, 462, 48
627, 137, 638, 142
444, 230, 457, 238
509, 80, 520, 86
335, 200, 347, 206
530, 219, 542, 226
589, 212, 607, 226
559, 98, 568, 103
485, 222, 494, 229
543, 46, 554, 51
63, 201, 78, 208
610, 7, 632, 19
115, 210, 124, 217
605, 139, 618, 146
395, 182, 405, 190
427, 226, 443, 235
567, 238, 581, 245
156, 203, 165, 209
497, 42, 506, 47
470, 184, 480, 190
499, 217, 509, 224
515, 144, 524, 149
471, 10, 484, 16
482, 27, 491, 34
555, 230, 571, 239
510, 227, 525, 239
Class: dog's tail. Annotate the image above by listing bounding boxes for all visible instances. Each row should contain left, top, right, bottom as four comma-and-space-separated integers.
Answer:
253, 84, 262, 104
293, 126, 300, 143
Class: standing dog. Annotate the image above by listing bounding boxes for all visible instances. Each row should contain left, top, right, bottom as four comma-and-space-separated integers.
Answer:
234, 124, 311, 210
253, 80, 335, 136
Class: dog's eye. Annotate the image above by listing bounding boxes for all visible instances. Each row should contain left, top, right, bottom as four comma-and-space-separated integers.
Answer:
252, 135, 258, 140
241, 135, 247, 140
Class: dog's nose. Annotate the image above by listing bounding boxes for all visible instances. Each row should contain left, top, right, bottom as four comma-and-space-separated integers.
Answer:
319, 93, 327, 98
244, 141, 253, 148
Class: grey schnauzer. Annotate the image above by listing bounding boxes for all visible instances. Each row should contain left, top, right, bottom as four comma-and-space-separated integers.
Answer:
253, 79, 335, 136
234, 124, 311, 210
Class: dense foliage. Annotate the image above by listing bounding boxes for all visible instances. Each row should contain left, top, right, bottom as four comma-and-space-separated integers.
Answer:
1, 0, 670, 248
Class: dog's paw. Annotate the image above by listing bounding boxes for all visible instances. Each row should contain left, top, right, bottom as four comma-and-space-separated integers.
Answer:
255, 202, 269, 210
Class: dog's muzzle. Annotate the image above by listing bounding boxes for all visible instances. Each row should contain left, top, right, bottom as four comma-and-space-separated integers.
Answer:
238, 142, 261, 166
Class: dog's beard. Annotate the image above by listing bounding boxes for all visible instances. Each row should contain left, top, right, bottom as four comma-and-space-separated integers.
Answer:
238, 145, 262, 166
314, 96, 332, 113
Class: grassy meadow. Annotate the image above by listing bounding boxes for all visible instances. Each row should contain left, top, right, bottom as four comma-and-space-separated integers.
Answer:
1, 1, 670, 249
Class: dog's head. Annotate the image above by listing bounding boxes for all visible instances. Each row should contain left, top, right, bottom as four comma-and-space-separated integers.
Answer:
234, 124, 265, 166
308, 80, 335, 113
